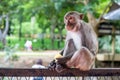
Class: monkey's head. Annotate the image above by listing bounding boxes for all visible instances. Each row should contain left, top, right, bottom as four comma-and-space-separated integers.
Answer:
64, 11, 84, 31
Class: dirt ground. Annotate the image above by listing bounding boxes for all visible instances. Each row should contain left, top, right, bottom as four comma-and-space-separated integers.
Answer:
0, 50, 60, 68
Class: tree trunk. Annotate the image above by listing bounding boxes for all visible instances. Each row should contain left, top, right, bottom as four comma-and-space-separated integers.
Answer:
0, 15, 9, 46
83, 0, 98, 33
19, 15, 23, 41
50, 16, 57, 49
86, 12, 98, 28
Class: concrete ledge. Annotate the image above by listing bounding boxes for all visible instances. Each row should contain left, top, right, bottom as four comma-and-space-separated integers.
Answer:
96, 53, 120, 61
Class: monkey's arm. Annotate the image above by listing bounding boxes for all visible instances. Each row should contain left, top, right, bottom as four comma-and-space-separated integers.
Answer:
56, 51, 74, 64
48, 39, 76, 70
48, 49, 64, 69
56, 39, 77, 64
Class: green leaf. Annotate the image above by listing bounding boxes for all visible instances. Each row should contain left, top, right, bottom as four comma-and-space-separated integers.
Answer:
54, 2, 62, 11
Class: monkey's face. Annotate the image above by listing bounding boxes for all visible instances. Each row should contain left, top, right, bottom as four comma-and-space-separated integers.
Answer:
64, 11, 84, 31
64, 15, 78, 31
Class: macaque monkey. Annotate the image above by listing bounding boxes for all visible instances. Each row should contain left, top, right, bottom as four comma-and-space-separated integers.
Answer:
48, 11, 98, 72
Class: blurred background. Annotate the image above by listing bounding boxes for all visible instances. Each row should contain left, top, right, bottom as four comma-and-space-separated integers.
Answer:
0, 0, 120, 68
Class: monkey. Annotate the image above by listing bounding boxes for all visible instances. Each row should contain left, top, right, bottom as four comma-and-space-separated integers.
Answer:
48, 11, 98, 72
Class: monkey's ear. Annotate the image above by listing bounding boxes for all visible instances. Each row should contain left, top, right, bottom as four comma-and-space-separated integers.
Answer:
79, 14, 84, 20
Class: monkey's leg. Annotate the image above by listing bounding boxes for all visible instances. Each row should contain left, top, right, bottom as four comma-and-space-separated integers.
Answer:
66, 47, 95, 71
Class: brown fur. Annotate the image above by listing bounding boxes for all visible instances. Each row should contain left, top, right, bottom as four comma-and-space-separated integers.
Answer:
61, 11, 98, 71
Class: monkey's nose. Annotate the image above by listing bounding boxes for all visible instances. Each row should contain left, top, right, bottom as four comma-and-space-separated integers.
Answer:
69, 16, 72, 19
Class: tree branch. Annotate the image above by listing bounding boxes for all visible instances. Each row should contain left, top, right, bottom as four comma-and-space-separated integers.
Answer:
98, 1, 112, 21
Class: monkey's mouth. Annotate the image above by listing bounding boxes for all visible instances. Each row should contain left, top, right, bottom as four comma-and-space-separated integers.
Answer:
67, 22, 76, 29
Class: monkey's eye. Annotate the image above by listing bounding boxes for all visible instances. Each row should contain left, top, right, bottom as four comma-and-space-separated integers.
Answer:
65, 16, 68, 20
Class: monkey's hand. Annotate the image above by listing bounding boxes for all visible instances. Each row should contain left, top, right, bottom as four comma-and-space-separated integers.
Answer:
48, 53, 63, 70
48, 53, 70, 72
48, 59, 68, 73
48, 60, 56, 70
56, 53, 73, 64
55, 56, 71, 72
56, 57, 68, 64
55, 63, 69, 73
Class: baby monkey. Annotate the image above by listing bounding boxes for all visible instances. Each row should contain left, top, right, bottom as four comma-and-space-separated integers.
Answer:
48, 11, 98, 72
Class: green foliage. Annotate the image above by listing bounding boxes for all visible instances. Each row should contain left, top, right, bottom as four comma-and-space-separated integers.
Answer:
99, 36, 112, 52
99, 36, 120, 53
115, 36, 120, 53
114, 0, 120, 3
94, 0, 110, 15
6, 36, 64, 50
21, 22, 40, 34
0, 42, 3, 49
1, 0, 120, 54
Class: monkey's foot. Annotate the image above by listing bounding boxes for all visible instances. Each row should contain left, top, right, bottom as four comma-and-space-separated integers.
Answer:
55, 64, 67, 73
